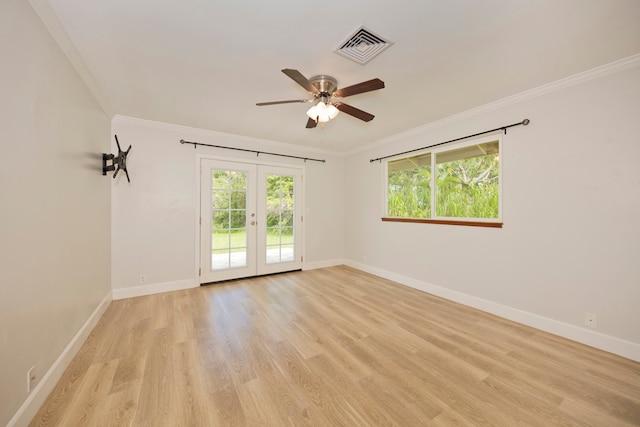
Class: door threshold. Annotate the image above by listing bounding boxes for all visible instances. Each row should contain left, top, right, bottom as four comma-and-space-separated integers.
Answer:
200, 269, 302, 286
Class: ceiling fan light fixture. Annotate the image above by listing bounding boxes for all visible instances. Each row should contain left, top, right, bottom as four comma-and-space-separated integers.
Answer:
316, 101, 326, 115
326, 103, 339, 120
306, 102, 321, 120
306, 101, 339, 123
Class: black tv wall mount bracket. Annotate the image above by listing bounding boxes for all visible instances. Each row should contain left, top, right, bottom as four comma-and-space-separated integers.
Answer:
103, 134, 131, 182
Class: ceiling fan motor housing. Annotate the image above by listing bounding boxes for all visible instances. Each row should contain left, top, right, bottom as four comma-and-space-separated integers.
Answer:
309, 75, 338, 96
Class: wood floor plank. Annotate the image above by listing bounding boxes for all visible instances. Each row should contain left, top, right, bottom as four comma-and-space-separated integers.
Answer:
266, 340, 366, 426
559, 396, 640, 427
55, 359, 119, 427
30, 266, 640, 426
108, 317, 154, 395
209, 384, 246, 425
130, 327, 174, 426
171, 339, 220, 425
99, 379, 143, 427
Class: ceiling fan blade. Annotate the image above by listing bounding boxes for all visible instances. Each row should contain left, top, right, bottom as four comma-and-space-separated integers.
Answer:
336, 103, 375, 122
256, 99, 310, 106
334, 78, 385, 98
305, 117, 318, 128
282, 69, 319, 94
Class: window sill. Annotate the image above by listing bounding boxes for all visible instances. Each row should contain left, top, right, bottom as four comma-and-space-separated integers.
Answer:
381, 217, 503, 228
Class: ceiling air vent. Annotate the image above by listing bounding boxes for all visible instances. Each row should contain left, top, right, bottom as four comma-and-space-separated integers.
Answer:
334, 26, 393, 65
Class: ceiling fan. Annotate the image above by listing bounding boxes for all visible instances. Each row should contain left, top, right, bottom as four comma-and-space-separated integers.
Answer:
256, 69, 385, 128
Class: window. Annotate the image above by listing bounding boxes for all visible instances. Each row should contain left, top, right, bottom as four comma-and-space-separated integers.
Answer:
385, 135, 502, 226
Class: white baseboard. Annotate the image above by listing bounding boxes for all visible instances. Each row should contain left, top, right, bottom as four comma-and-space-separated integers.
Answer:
303, 258, 345, 271
344, 260, 640, 362
8, 292, 112, 427
112, 278, 198, 300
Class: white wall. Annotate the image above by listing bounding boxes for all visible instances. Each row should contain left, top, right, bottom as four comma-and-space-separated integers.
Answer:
111, 117, 344, 296
0, 1, 112, 425
344, 61, 640, 360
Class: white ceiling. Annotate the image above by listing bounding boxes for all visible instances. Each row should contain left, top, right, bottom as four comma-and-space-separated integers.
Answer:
43, 0, 640, 153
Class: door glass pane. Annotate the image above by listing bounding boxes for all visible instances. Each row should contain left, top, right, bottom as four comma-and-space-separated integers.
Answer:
281, 227, 294, 244
212, 249, 230, 270
265, 174, 295, 264
212, 211, 229, 230
230, 191, 246, 209
211, 169, 248, 271
265, 245, 281, 264
280, 244, 294, 262
212, 190, 229, 209
230, 211, 246, 228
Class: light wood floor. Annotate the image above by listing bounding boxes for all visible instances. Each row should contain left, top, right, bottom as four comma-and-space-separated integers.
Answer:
31, 266, 640, 426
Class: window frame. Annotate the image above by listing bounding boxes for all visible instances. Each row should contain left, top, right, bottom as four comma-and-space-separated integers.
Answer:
383, 133, 503, 227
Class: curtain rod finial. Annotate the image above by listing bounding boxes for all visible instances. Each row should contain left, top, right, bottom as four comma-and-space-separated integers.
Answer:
522, 119, 530, 126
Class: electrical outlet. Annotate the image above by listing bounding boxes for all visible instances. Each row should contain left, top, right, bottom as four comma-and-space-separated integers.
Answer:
139, 274, 146, 284
584, 312, 597, 328
27, 366, 36, 393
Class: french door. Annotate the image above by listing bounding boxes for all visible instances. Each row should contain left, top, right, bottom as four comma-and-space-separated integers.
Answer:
199, 159, 303, 283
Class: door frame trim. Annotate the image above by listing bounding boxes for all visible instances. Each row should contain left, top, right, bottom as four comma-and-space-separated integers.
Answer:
194, 153, 305, 284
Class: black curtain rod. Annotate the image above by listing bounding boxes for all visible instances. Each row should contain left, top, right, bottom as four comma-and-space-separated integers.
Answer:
369, 119, 530, 163
180, 140, 326, 163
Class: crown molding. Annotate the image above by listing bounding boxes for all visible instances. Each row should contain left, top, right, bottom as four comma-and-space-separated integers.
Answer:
347, 53, 640, 157
28, 0, 114, 118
